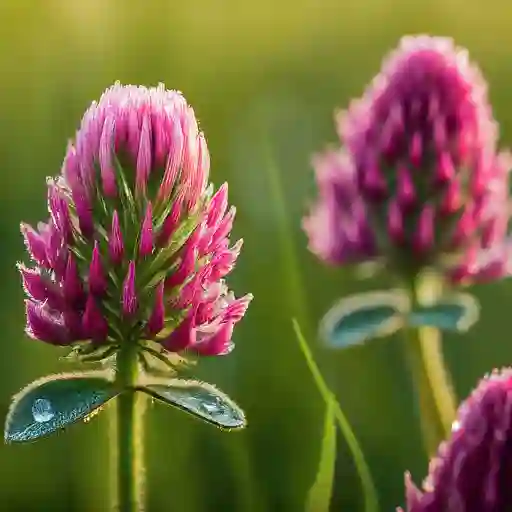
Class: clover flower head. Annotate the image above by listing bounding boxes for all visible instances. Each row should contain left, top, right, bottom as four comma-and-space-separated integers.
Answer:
399, 368, 512, 512
20, 82, 252, 362
304, 35, 512, 283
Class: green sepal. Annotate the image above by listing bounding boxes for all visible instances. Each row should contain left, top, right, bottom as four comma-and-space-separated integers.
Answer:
136, 377, 246, 430
63, 342, 119, 364
114, 155, 138, 227
154, 308, 190, 341
4, 372, 119, 443
354, 259, 385, 280
320, 289, 409, 348
137, 340, 193, 376
407, 293, 480, 332
139, 211, 201, 287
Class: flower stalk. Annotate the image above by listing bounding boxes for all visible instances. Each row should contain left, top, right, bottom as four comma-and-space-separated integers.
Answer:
113, 343, 145, 512
403, 271, 457, 456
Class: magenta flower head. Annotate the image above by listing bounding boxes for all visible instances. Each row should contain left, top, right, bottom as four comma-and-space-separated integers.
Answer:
8, 83, 252, 510
19, 82, 252, 363
399, 368, 512, 512
303, 36, 510, 464
304, 35, 512, 284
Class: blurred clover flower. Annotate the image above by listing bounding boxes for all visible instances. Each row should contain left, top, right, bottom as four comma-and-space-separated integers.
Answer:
303, 35, 512, 284
19, 82, 252, 361
399, 368, 512, 512
302, 35, 512, 464
7, 82, 252, 512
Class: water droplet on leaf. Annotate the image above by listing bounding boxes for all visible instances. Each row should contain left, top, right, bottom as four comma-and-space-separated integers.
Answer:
138, 378, 246, 429
4, 373, 119, 443
31, 398, 54, 423
200, 397, 222, 413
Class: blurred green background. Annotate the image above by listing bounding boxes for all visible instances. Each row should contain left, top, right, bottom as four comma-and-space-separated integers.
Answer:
1, 0, 512, 510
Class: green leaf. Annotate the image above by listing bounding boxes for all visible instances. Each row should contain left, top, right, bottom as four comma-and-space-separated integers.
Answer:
137, 378, 246, 430
407, 293, 480, 332
320, 289, 409, 348
4, 372, 119, 443
306, 399, 337, 512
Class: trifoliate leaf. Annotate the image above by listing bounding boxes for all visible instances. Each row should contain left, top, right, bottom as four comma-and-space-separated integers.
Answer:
320, 289, 409, 348
4, 372, 118, 443
137, 378, 246, 430
407, 293, 480, 332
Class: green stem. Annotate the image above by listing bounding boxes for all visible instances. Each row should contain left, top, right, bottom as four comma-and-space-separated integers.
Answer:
403, 271, 457, 457
113, 343, 145, 512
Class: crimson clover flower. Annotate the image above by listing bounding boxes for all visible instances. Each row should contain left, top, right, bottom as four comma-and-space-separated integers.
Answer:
19, 82, 252, 365
7, 83, 252, 511
304, 35, 512, 284
399, 368, 512, 512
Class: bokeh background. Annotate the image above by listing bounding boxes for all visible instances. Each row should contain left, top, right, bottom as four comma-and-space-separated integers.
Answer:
1, 0, 512, 510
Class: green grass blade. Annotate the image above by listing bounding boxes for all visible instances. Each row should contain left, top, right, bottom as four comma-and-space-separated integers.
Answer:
261, 130, 378, 511
306, 398, 337, 512
262, 135, 309, 322
293, 319, 380, 512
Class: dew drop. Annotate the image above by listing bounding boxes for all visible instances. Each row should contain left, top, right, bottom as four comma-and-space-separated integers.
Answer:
32, 398, 55, 423
142, 382, 246, 429
200, 397, 224, 414
219, 342, 235, 356
197, 395, 243, 425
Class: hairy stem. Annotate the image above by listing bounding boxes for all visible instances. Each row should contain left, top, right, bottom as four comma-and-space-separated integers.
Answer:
403, 270, 458, 457
112, 343, 145, 512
